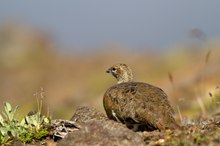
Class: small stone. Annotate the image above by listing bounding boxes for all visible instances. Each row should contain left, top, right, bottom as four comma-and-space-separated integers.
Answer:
70, 106, 108, 123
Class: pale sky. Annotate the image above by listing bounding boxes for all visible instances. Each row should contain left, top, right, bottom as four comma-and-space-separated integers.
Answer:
0, 1, 220, 52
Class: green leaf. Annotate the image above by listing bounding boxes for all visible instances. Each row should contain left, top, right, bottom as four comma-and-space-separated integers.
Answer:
4, 102, 11, 112
20, 118, 26, 127
11, 106, 19, 117
43, 117, 50, 124
0, 115, 4, 125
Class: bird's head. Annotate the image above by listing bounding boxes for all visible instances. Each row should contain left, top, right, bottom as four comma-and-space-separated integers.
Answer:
106, 64, 133, 84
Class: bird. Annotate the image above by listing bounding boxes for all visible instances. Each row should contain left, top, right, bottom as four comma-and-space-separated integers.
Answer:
103, 63, 180, 131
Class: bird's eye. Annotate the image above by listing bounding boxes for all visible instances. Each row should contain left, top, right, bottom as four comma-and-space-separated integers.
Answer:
111, 67, 117, 72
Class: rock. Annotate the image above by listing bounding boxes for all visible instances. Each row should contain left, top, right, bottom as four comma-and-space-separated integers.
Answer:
51, 119, 80, 140
70, 106, 108, 123
57, 120, 145, 146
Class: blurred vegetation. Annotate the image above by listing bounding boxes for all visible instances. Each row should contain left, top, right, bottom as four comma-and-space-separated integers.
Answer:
0, 22, 220, 124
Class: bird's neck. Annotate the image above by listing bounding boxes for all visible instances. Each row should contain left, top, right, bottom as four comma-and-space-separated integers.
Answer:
117, 72, 133, 84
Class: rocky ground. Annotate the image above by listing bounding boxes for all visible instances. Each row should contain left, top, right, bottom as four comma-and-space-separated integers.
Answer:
53, 106, 220, 146
11, 106, 220, 146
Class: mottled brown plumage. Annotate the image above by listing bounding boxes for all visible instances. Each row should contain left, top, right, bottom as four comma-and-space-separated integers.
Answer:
103, 64, 180, 131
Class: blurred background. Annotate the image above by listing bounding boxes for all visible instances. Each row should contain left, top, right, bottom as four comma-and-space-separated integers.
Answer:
0, 1, 220, 120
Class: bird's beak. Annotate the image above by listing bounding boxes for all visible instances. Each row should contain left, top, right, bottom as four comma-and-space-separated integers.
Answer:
106, 68, 111, 73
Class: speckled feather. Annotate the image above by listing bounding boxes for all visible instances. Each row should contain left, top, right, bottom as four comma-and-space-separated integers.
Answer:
103, 64, 180, 131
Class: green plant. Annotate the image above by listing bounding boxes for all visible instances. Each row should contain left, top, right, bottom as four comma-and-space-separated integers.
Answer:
0, 89, 51, 145
20, 111, 50, 142
0, 102, 20, 145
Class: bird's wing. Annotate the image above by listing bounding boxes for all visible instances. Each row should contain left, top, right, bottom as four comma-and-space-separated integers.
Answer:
133, 83, 177, 129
